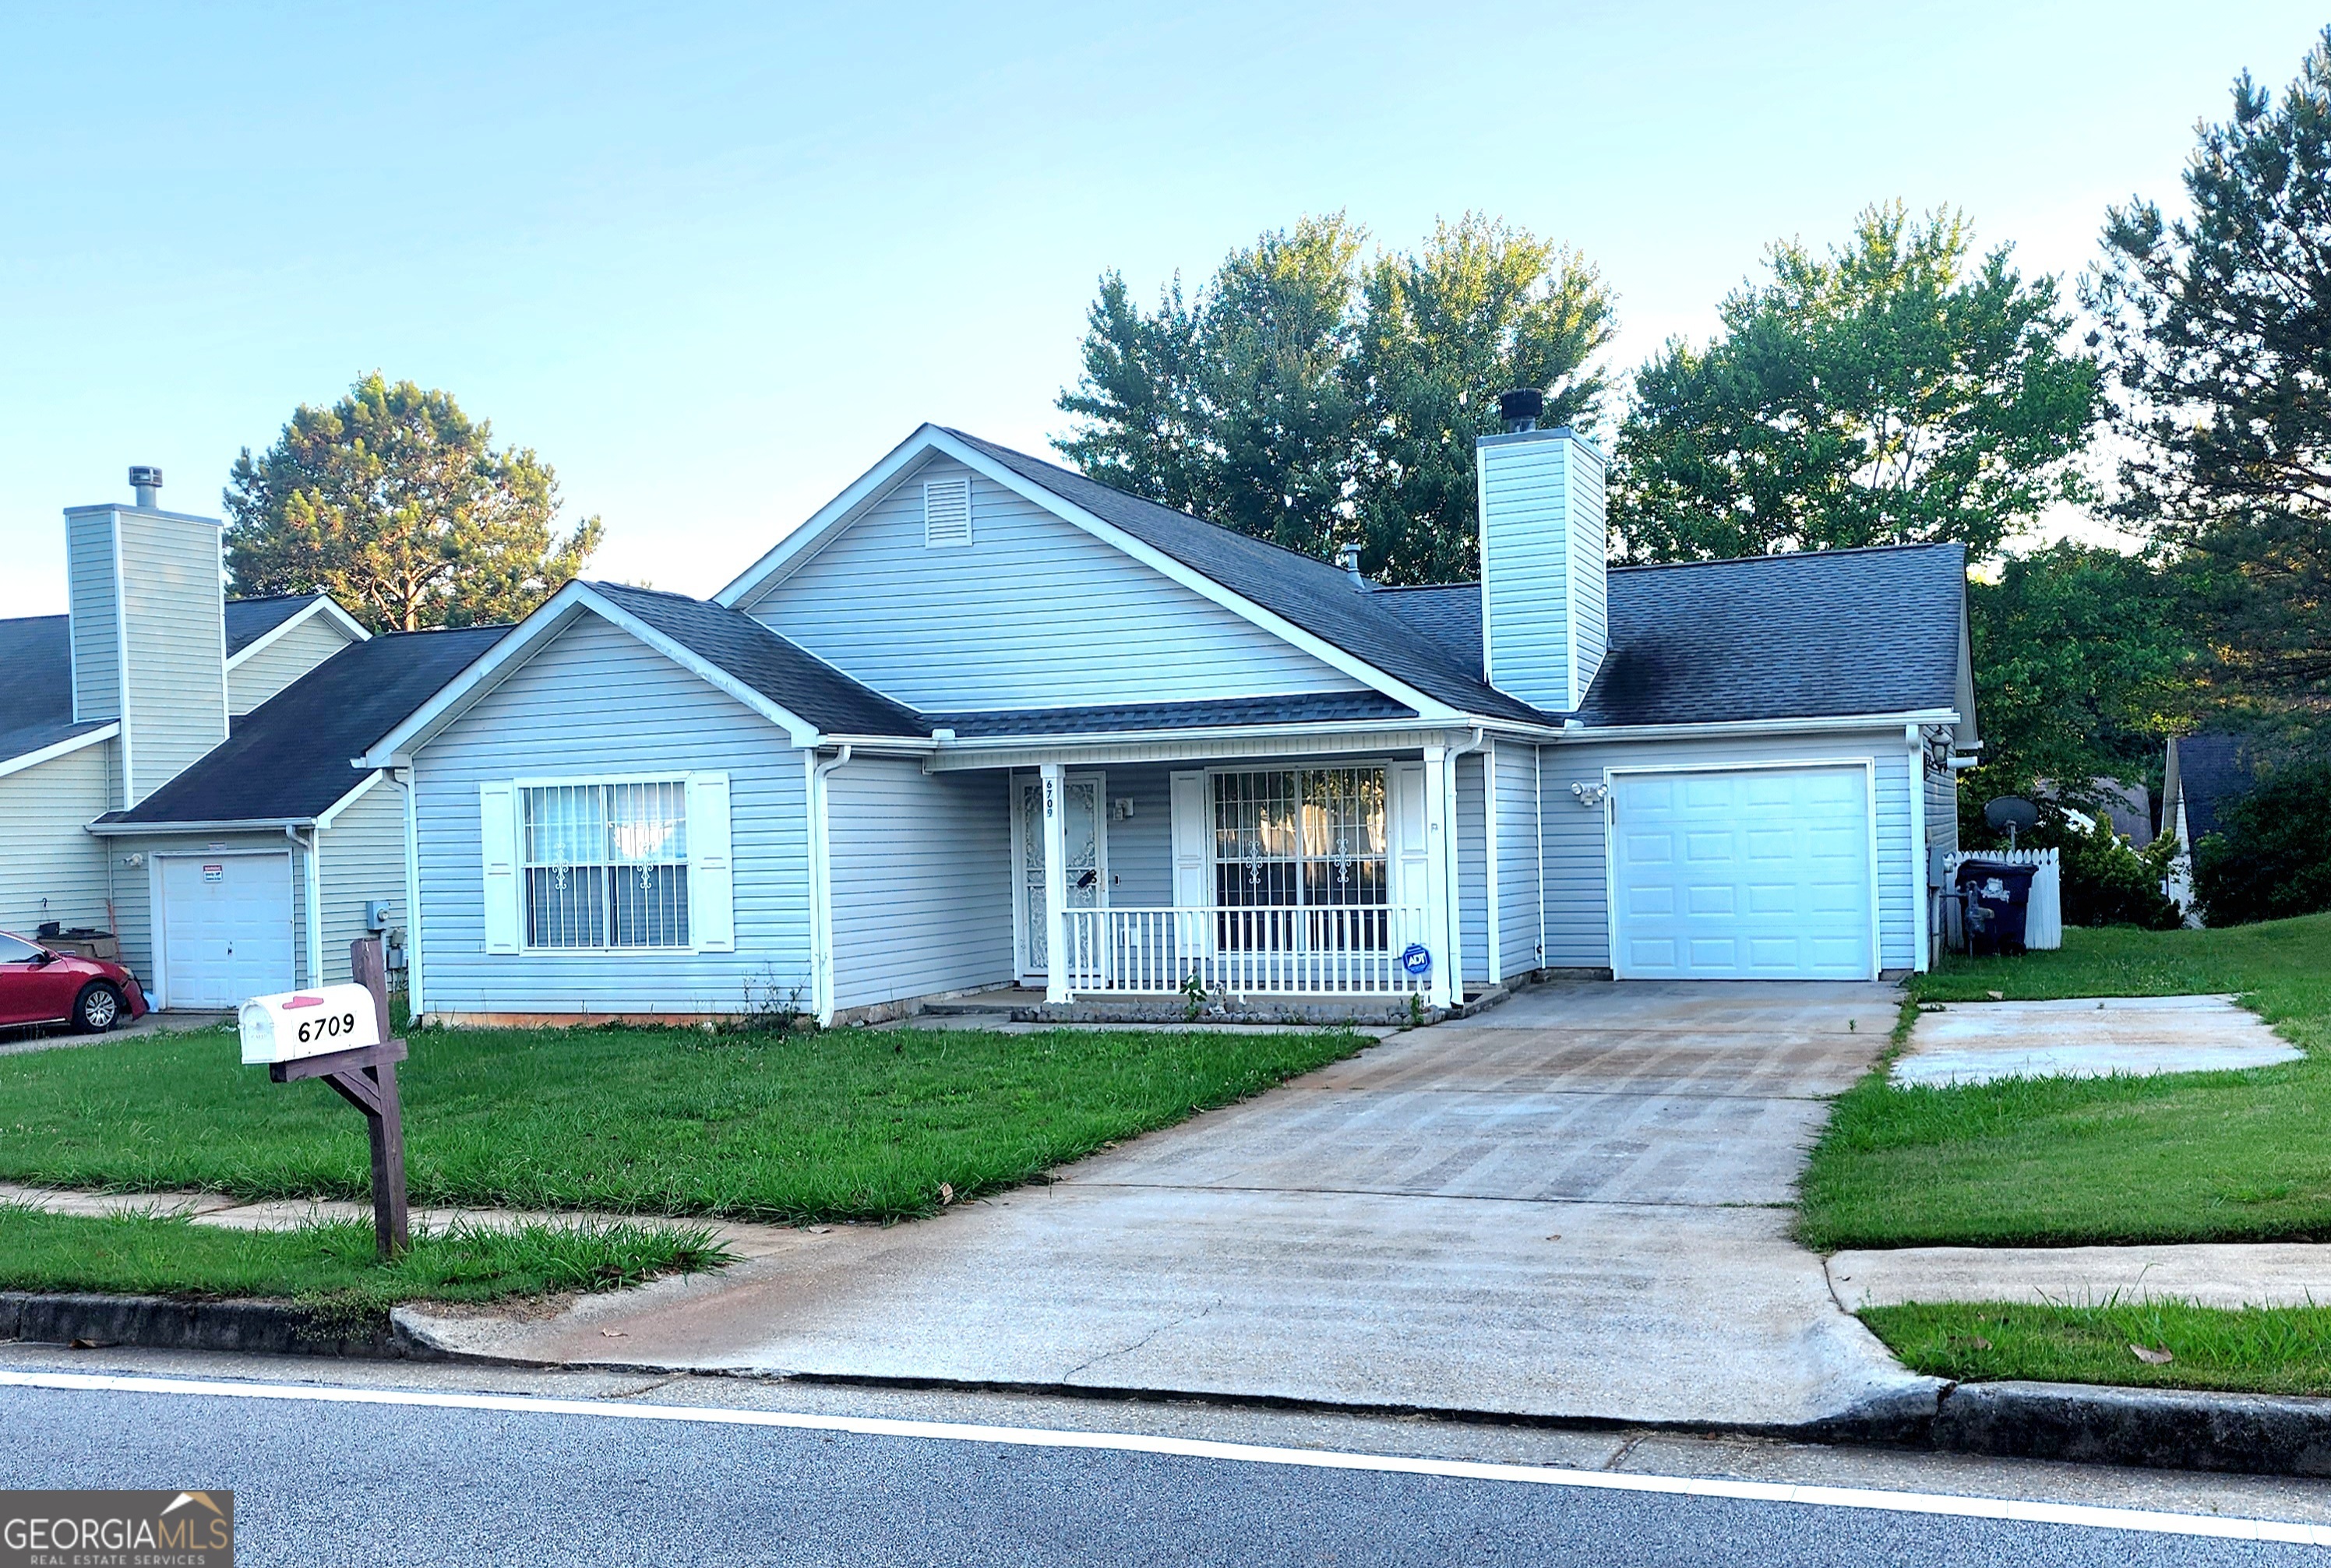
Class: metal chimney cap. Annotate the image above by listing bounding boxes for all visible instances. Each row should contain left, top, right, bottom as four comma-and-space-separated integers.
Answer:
128, 465, 163, 507
1335, 542, 1367, 587
1497, 389, 1545, 433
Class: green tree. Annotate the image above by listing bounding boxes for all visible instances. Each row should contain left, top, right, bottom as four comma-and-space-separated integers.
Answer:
224, 373, 604, 632
1613, 203, 2100, 564
1056, 213, 1613, 582
1962, 542, 2197, 809
2088, 29, 2331, 712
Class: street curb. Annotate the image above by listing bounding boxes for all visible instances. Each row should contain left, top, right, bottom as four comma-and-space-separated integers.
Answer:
0, 1291, 440, 1362
1933, 1379, 2331, 1478
17, 1290, 2331, 1478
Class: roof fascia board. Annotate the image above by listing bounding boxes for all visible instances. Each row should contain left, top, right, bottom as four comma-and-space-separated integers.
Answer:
360, 583, 821, 766
89, 813, 316, 835
0, 724, 118, 781
714, 428, 943, 608
315, 767, 387, 829
1557, 709, 1962, 744
917, 431, 1465, 721
228, 597, 371, 669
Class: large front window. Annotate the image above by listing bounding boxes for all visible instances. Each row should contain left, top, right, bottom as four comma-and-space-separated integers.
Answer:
522, 780, 689, 950
1212, 766, 1388, 949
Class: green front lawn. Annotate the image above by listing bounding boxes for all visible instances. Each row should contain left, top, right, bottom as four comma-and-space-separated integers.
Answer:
0, 1022, 1367, 1223
1798, 913, 2331, 1250
1862, 1299, 2331, 1397
0, 1206, 730, 1311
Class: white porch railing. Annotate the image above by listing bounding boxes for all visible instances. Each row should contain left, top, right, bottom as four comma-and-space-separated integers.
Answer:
1058, 905, 1430, 996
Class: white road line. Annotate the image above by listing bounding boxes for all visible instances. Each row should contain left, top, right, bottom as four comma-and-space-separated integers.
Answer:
2, 1368, 2323, 1548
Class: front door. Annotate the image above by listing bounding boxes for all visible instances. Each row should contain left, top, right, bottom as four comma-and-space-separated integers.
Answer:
1015, 773, 1107, 984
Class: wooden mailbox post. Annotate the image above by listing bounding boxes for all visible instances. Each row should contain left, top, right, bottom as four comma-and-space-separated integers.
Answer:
239, 938, 410, 1258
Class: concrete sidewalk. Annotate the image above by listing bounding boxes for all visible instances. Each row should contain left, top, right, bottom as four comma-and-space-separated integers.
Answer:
1831, 1243, 2331, 1311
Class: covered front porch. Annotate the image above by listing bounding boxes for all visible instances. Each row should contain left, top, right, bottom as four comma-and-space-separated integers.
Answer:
887, 725, 1488, 1016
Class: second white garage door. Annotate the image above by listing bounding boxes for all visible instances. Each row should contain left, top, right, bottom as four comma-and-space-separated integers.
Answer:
1609, 765, 1876, 981
157, 853, 296, 1009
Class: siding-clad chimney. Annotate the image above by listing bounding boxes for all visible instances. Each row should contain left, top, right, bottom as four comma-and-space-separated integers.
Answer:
64, 468, 228, 807
1476, 413, 1607, 713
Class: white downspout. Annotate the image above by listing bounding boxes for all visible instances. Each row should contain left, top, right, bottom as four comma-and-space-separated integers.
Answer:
287, 824, 323, 986
808, 745, 853, 1025
400, 767, 424, 1020
1908, 723, 1931, 973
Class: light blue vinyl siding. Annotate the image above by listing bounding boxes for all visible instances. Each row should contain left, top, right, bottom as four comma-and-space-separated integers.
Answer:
414, 615, 811, 1016
232, 614, 356, 716
66, 513, 120, 725
318, 777, 406, 986
0, 742, 116, 941
1078, 763, 1175, 907
744, 456, 1366, 710
117, 513, 228, 805
1925, 757, 1959, 851
1479, 433, 1574, 713
1494, 741, 1543, 979
827, 759, 1011, 1012
1456, 750, 1487, 985
1568, 449, 1609, 695
1539, 731, 1918, 973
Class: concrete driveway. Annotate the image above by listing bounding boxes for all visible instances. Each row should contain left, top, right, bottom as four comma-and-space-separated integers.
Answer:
411, 980, 1934, 1433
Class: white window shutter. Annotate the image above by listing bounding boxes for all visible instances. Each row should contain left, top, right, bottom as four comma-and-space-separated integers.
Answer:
923, 477, 972, 547
688, 771, 735, 952
1389, 763, 1430, 913
1169, 771, 1210, 907
479, 780, 520, 954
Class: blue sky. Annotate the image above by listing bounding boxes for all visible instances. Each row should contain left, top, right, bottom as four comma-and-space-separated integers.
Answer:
2, 2, 2322, 616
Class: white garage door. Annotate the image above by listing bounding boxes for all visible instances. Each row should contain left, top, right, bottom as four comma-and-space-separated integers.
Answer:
1610, 766, 1875, 981
159, 854, 295, 1009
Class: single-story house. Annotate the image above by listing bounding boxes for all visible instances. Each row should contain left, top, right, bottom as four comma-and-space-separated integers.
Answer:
2161, 732, 2264, 921
358, 416, 1978, 1026
0, 470, 503, 1009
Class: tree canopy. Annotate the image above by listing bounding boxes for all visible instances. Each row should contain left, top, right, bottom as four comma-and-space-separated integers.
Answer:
224, 373, 603, 632
1055, 213, 1613, 583
2089, 26, 2331, 715
1611, 203, 2100, 564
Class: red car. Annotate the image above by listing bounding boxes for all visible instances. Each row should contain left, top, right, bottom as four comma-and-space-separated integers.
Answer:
0, 930, 149, 1032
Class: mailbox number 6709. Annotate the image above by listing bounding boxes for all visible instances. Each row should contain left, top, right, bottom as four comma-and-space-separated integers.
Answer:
297, 1012, 361, 1045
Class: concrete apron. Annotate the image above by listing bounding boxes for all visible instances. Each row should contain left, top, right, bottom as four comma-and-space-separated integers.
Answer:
404, 979, 1938, 1436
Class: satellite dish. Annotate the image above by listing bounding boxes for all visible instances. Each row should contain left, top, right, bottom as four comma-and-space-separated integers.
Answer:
1984, 796, 2040, 849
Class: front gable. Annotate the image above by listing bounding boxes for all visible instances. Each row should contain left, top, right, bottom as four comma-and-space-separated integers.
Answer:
735, 453, 1370, 712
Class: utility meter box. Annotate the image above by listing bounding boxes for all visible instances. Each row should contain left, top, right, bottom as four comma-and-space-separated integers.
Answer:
238, 985, 383, 1066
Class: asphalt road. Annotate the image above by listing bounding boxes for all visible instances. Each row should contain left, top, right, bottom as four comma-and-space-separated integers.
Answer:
5, 1367, 2326, 1566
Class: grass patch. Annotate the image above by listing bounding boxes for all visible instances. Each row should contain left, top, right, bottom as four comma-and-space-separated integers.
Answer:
0, 1204, 731, 1310
0, 1022, 1367, 1223
1862, 1299, 2331, 1397
1799, 912, 2331, 1251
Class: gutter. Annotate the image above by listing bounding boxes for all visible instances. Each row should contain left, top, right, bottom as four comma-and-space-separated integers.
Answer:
1547, 709, 1962, 745
88, 815, 319, 836
287, 824, 324, 986
805, 744, 855, 1026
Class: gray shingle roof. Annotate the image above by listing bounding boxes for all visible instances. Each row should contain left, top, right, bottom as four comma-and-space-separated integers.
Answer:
224, 594, 330, 656
0, 615, 107, 766
930, 692, 1416, 738
1578, 544, 1968, 727
2168, 733, 2262, 844
588, 582, 925, 737
943, 431, 1556, 725
99, 626, 512, 826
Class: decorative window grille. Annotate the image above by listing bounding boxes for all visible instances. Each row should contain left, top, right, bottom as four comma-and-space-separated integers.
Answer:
924, 477, 972, 547
1211, 767, 1388, 950
522, 780, 690, 950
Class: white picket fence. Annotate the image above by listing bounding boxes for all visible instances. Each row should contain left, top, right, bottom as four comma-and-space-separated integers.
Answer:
1942, 848, 2062, 950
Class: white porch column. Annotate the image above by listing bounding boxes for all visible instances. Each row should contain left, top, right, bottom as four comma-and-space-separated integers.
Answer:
1041, 761, 1070, 1003
1423, 742, 1454, 1010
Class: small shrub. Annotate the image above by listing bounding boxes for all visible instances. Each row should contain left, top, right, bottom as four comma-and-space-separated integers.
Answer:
2060, 812, 2182, 930
2195, 759, 2331, 927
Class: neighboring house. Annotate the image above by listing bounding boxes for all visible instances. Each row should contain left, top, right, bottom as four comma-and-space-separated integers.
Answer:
0, 470, 489, 1010
362, 419, 1978, 1027
2162, 732, 2263, 921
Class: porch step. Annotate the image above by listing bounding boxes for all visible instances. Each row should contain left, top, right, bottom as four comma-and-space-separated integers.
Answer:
918, 988, 1046, 1017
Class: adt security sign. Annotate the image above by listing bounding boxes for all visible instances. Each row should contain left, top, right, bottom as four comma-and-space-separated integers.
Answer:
1399, 943, 1434, 978
238, 984, 382, 1066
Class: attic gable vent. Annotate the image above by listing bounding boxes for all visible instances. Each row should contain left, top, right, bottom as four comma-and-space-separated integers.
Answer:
923, 477, 972, 548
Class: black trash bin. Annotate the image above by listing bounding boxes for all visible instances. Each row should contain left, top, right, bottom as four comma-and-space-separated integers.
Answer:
1955, 859, 2037, 957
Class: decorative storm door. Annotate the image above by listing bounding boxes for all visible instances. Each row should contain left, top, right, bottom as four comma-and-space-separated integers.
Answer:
1016, 773, 1106, 984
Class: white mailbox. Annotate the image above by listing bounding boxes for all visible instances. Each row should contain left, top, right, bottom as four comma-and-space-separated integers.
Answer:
238, 985, 383, 1066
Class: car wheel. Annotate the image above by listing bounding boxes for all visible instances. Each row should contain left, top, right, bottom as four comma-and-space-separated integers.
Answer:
74, 982, 123, 1034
